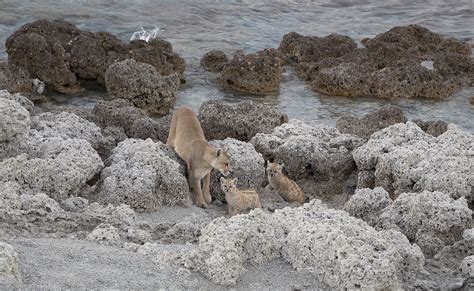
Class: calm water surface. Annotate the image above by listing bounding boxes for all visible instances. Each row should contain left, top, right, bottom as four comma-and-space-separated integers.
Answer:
0, 0, 473, 131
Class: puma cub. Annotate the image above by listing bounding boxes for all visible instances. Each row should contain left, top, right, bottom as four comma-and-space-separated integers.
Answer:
220, 177, 261, 216
266, 162, 305, 204
167, 107, 231, 208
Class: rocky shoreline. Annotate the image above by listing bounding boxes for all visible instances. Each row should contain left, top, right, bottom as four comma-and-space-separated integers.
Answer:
1, 20, 473, 289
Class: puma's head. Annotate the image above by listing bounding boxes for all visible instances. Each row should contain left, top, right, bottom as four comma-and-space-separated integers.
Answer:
211, 148, 232, 176
220, 177, 237, 194
266, 161, 284, 178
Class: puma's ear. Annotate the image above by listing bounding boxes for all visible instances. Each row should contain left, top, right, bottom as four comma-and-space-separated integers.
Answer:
280, 162, 285, 168
232, 178, 238, 184
216, 149, 221, 157
220, 177, 225, 184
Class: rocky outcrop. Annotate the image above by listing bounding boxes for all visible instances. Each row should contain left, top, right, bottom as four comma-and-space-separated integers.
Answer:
377, 191, 472, 257
218, 48, 283, 94
0, 97, 30, 143
251, 120, 364, 198
0, 90, 34, 113
104, 59, 179, 116
86, 223, 121, 246
344, 187, 392, 226
91, 99, 171, 143
0, 242, 22, 288
5, 19, 185, 93
353, 122, 473, 202
201, 50, 228, 72
284, 25, 472, 100
186, 200, 425, 288
198, 100, 288, 142
412, 119, 448, 137
96, 138, 190, 211
336, 105, 408, 139
208, 138, 266, 201
279, 32, 356, 64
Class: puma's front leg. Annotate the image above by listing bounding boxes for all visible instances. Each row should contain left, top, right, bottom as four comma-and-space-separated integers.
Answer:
202, 173, 212, 204
189, 170, 207, 209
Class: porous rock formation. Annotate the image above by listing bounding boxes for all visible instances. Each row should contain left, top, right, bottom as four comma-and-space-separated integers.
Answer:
200, 50, 228, 72
104, 59, 180, 116
282, 25, 472, 99
198, 100, 288, 142
185, 200, 425, 288
208, 138, 266, 202
343, 187, 392, 226
95, 138, 190, 211
0, 242, 22, 288
353, 122, 473, 202
251, 119, 364, 198
5, 19, 185, 93
218, 48, 283, 94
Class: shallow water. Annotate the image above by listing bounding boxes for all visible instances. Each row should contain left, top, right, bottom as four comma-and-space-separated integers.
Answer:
1, 0, 473, 131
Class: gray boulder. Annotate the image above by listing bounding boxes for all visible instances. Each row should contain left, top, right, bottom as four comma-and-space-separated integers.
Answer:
105, 59, 179, 116
353, 122, 473, 201
251, 120, 364, 198
344, 187, 392, 226
336, 105, 408, 139
86, 223, 121, 246
186, 200, 425, 288
96, 138, 190, 211
209, 138, 266, 201
0, 242, 22, 288
199, 100, 288, 142
0, 97, 30, 143
0, 90, 34, 113
377, 191, 472, 257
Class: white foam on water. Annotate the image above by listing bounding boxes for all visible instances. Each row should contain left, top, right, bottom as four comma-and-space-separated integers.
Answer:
130, 26, 162, 42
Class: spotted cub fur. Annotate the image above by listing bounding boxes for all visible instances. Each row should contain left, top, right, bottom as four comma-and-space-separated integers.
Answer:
220, 177, 261, 216
266, 162, 305, 204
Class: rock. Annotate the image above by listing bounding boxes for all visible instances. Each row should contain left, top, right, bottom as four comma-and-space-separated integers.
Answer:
60, 197, 89, 212
127, 229, 152, 245
129, 115, 171, 143
20, 193, 65, 217
208, 138, 266, 202
251, 120, 364, 198
0, 90, 34, 113
377, 191, 472, 257
0, 242, 22, 288
434, 228, 474, 270
0, 60, 33, 93
412, 119, 448, 137
201, 50, 228, 72
353, 122, 473, 201
0, 97, 30, 143
344, 187, 392, 226
218, 48, 283, 94
198, 100, 288, 142
279, 32, 356, 64
96, 138, 190, 211
186, 200, 425, 288
288, 25, 472, 99
86, 223, 121, 246
336, 105, 408, 139
460, 256, 474, 278
105, 59, 179, 116
5, 19, 186, 92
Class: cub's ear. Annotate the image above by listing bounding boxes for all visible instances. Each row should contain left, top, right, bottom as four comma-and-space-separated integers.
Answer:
216, 149, 221, 157
280, 162, 285, 168
220, 177, 225, 184
232, 177, 238, 184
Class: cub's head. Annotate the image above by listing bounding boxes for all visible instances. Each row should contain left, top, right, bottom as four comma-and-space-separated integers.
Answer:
220, 177, 237, 194
267, 161, 284, 178
211, 148, 232, 176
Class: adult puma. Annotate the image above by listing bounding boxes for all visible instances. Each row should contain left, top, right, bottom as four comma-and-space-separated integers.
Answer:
167, 107, 231, 208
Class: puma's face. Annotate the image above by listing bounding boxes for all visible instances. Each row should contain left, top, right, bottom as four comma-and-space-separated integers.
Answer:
267, 162, 283, 178
212, 149, 232, 176
220, 177, 237, 194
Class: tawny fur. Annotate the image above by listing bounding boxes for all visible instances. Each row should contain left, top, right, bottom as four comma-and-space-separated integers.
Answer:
266, 162, 305, 204
167, 107, 231, 208
220, 177, 261, 216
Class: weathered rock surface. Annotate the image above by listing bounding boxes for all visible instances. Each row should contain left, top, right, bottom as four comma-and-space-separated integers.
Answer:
0, 90, 34, 113
87, 223, 121, 246
199, 100, 288, 142
105, 59, 180, 116
285, 25, 472, 99
434, 228, 474, 271
412, 119, 448, 137
218, 48, 283, 94
460, 255, 474, 278
251, 120, 364, 198
0, 242, 22, 288
279, 32, 356, 64
186, 200, 425, 288
208, 138, 266, 201
344, 187, 392, 226
377, 191, 472, 257
353, 122, 473, 201
201, 50, 228, 72
5, 19, 185, 93
336, 105, 407, 139
0, 97, 30, 143
96, 138, 190, 211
